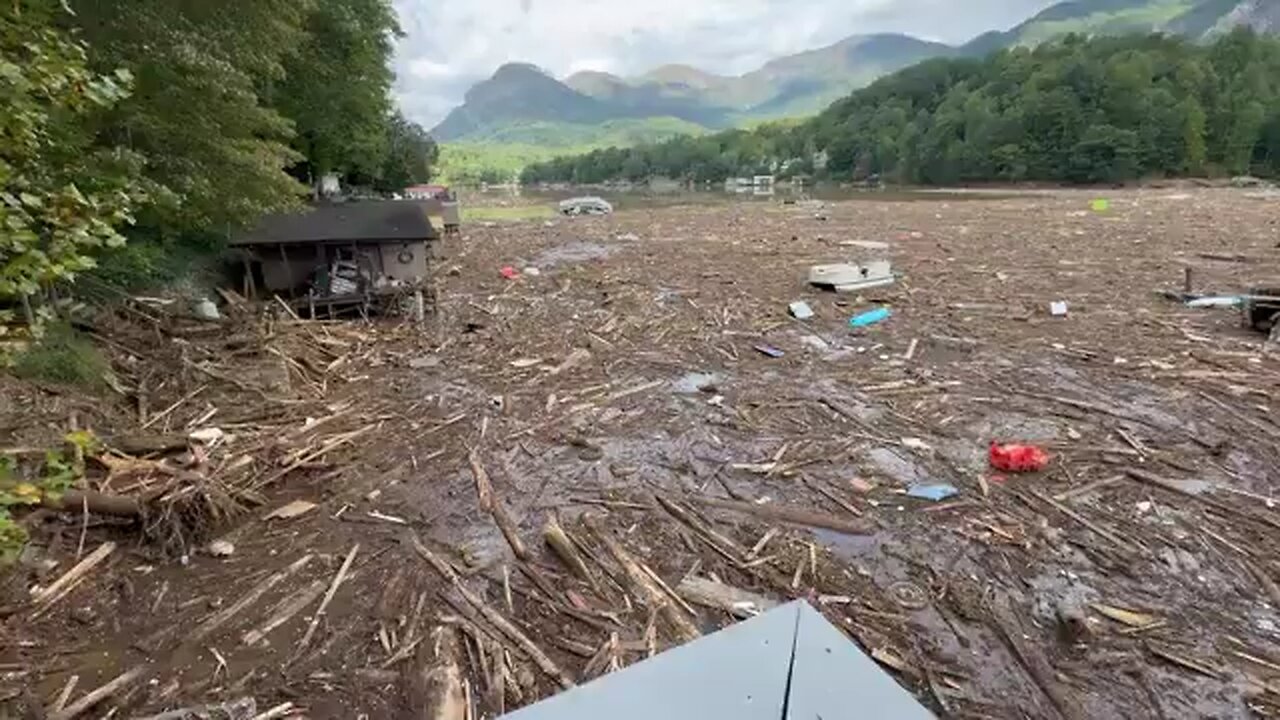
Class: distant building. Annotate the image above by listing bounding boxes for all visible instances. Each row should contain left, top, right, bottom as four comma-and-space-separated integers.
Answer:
403, 184, 461, 235
404, 184, 450, 200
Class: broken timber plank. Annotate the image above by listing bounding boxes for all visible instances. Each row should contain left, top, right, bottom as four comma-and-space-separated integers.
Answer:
584, 515, 701, 643
692, 496, 874, 535
676, 576, 778, 618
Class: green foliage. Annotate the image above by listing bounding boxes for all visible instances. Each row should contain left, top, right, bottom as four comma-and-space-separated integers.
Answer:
437, 118, 710, 186
0, 429, 101, 564
524, 31, 1280, 186
11, 322, 108, 388
370, 111, 438, 193
65, 0, 309, 235
0, 3, 141, 329
85, 235, 225, 291
463, 117, 711, 147
521, 120, 802, 185
1013, 1, 1195, 47
276, 0, 400, 181
0, 0, 431, 316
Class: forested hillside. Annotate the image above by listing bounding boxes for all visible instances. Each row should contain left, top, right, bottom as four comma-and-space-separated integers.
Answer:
1, 0, 435, 330
521, 31, 1280, 185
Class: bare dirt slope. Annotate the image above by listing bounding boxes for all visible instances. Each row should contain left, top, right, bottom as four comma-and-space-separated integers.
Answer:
5, 188, 1280, 719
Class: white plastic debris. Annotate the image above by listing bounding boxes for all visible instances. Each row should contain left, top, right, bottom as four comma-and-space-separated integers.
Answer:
409, 355, 441, 369
1050, 301, 1069, 317
188, 427, 225, 445
559, 196, 613, 216
839, 240, 891, 250
206, 540, 235, 557
192, 298, 220, 321
264, 500, 317, 520
789, 301, 815, 320
809, 261, 894, 293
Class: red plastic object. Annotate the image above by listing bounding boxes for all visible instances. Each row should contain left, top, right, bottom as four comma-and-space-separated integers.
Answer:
499, 266, 520, 280
989, 441, 1050, 473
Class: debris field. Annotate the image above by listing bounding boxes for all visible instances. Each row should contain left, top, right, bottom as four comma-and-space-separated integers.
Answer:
3, 187, 1280, 719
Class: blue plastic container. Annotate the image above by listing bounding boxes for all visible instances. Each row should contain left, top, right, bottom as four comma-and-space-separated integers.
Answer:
849, 307, 891, 328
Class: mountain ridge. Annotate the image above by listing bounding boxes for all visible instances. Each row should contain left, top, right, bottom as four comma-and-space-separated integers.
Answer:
430, 0, 1278, 145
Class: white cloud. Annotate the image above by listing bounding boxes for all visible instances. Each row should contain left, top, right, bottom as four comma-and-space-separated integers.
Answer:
391, 0, 1057, 129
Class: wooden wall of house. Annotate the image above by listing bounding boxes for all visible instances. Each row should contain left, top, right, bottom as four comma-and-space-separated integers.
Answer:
255, 241, 426, 294
378, 240, 427, 283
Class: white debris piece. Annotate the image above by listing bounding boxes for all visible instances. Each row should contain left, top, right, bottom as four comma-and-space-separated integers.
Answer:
809, 261, 894, 293
192, 298, 221, 321
558, 196, 613, 216
206, 540, 236, 557
264, 500, 318, 520
188, 427, 226, 445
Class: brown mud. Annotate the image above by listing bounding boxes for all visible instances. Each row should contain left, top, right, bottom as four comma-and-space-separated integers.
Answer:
3, 187, 1279, 719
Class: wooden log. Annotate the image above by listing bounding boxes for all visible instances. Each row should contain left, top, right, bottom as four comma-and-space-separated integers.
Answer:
297, 544, 359, 651
48, 665, 145, 720
42, 490, 143, 518
655, 496, 747, 555
470, 452, 529, 561
105, 434, 190, 455
1125, 468, 1279, 530
584, 515, 701, 643
242, 579, 327, 646
410, 533, 574, 690
542, 514, 593, 585
406, 627, 466, 720
990, 605, 1079, 720
692, 496, 874, 535
130, 698, 257, 720
677, 576, 778, 618
1247, 561, 1280, 608
32, 542, 116, 613
189, 554, 313, 644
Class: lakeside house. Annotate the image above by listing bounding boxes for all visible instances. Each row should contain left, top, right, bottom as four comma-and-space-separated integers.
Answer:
231, 200, 438, 316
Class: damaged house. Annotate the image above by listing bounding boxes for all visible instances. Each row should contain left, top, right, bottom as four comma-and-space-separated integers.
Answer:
232, 201, 438, 317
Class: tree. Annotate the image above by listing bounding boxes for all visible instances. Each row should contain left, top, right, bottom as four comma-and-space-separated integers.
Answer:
275, 0, 401, 185
1069, 124, 1139, 183
1, 3, 140, 332
372, 111, 437, 192
66, 0, 309, 235
1180, 97, 1208, 174
522, 32, 1280, 187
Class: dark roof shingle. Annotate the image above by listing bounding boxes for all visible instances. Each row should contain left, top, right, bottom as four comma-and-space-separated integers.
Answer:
231, 201, 438, 247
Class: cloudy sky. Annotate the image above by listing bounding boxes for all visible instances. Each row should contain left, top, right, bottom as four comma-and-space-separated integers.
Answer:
392, 0, 1057, 129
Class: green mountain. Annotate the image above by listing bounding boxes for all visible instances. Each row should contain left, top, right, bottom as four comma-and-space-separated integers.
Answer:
564, 34, 954, 120
430, 63, 618, 141
522, 30, 1280, 186
431, 0, 1280, 156
960, 0, 1196, 55
1167, 0, 1280, 37
433, 33, 952, 143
